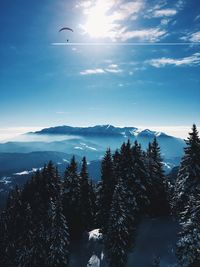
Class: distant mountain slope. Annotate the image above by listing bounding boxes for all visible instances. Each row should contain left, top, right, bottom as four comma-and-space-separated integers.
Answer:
32, 124, 185, 160
0, 151, 74, 177
0, 151, 100, 210
33, 124, 169, 138
0, 125, 184, 160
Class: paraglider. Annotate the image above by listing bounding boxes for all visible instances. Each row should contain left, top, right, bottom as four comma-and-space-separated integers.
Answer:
59, 27, 73, 33
59, 27, 73, 42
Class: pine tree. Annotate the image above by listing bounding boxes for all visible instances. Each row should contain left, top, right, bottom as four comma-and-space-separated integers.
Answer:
131, 141, 150, 212
174, 125, 200, 267
0, 211, 9, 266
0, 161, 70, 267
46, 200, 70, 267
105, 178, 130, 267
79, 156, 93, 231
16, 203, 35, 267
20, 162, 70, 266
63, 156, 82, 238
113, 149, 121, 183
97, 148, 115, 234
146, 138, 169, 215
3, 187, 24, 266
173, 124, 200, 214
88, 180, 97, 229
177, 194, 200, 267
118, 140, 138, 247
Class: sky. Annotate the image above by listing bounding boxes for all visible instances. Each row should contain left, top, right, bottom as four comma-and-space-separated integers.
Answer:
0, 0, 200, 140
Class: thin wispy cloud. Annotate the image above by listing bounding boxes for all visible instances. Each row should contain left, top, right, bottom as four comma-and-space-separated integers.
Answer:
80, 64, 122, 75
181, 31, 200, 42
80, 68, 105, 75
153, 8, 177, 17
147, 53, 200, 67
105, 64, 123, 73
194, 14, 200, 21
120, 28, 167, 42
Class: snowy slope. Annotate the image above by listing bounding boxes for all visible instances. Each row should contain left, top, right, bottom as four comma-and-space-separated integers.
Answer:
69, 217, 179, 267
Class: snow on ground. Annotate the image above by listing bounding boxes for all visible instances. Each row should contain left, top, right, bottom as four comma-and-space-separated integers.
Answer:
127, 217, 179, 267
87, 255, 100, 267
69, 217, 179, 267
89, 229, 102, 241
0, 176, 12, 184
62, 158, 69, 163
14, 167, 42, 176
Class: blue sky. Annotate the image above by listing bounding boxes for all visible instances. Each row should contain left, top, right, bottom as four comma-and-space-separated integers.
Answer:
0, 0, 200, 139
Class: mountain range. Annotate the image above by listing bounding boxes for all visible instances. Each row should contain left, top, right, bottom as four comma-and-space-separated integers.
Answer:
0, 124, 185, 209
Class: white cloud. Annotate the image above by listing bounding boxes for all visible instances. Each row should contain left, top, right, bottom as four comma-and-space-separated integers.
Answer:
111, 1, 144, 21
106, 68, 122, 73
105, 64, 123, 73
108, 64, 118, 68
153, 8, 177, 17
194, 14, 200, 21
80, 64, 123, 75
190, 32, 200, 42
188, 31, 200, 42
120, 28, 167, 41
80, 68, 105, 75
161, 18, 170, 25
181, 31, 200, 42
147, 53, 200, 67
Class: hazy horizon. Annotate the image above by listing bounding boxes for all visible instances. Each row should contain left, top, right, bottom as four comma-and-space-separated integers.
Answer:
0, 124, 199, 142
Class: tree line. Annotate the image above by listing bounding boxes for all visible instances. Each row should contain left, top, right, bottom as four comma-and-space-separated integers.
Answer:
0, 124, 199, 267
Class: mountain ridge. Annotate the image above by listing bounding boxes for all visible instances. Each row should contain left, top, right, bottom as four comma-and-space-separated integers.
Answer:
31, 124, 172, 139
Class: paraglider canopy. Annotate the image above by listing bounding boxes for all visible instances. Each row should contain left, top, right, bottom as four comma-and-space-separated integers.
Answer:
59, 27, 73, 32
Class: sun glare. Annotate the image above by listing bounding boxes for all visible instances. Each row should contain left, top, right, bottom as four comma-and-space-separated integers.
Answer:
81, 1, 118, 39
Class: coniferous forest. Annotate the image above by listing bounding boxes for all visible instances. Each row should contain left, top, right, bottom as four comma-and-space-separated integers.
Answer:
0, 124, 200, 267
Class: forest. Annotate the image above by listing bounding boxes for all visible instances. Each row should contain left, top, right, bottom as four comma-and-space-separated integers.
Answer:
0, 124, 199, 267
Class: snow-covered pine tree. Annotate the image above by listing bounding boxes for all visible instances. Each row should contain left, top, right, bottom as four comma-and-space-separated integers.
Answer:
20, 171, 48, 266
2, 187, 24, 266
173, 124, 200, 214
146, 138, 169, 215
177, 194, 200, 267
97, 148, 115, 234
0, 211, 10, 267
174, 125, 200, 267
117, 140, 139, 248
105, 178, 130, 267
46, 199, 69, 267
20, 162, 70, 266
131, 140, 150, 213
80, 156, 93, 231
43, 162, 70, 266
88, 180, 97, 229
113, 149, 121, 184
16, 203, 35, 267
62, 156, 82, 238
